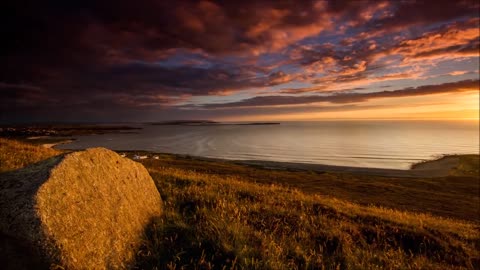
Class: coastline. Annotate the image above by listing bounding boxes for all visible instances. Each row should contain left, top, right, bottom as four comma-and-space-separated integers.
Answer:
6, 122, 476, 178
232, 156, 463, 178
3, 137, 475, 221
55, 145, 474, 178
42, 139, 76, 148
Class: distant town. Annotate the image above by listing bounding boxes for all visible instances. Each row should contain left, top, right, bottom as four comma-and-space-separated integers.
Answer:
0, 125, 141, 137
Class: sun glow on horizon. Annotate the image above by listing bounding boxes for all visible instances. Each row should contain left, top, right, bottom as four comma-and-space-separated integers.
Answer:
217, 90, 480, 122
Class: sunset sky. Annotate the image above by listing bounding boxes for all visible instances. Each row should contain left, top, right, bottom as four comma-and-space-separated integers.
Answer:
1, 0, 479, 122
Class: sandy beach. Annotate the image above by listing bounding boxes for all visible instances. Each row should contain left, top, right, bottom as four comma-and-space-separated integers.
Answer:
42, 139, 75, 149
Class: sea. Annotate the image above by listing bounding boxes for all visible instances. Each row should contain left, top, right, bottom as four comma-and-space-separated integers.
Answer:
57, 120, 480, 169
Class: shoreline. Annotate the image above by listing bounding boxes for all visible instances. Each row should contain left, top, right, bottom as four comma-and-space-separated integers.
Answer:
56, 145, 473, 178
231, 156, 462, 178
17, 133, 471, 178
42, 139, 76, 148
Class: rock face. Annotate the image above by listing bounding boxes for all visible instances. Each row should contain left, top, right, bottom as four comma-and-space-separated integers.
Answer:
0, 148, 162, 269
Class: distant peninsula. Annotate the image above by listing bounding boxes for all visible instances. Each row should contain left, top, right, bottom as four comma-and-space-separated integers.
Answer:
0, 124, 141, 137
148, 120, 280, 126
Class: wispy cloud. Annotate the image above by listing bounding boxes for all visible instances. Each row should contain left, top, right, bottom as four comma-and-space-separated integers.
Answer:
196, 80, 479, 108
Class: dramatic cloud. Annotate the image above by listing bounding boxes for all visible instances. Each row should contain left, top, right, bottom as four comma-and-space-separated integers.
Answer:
0, 0, 478, 122
392, 18, 480, 63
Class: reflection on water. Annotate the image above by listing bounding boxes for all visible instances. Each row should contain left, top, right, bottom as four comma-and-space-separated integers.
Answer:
58, 121, 480, 169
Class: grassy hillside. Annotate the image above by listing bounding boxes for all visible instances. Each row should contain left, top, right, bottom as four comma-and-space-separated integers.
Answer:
449, 155, 480, 177
135, 165, 479, 270
139, 155, 480, 221
1, 139, 479, 269
0, 138, 60, 173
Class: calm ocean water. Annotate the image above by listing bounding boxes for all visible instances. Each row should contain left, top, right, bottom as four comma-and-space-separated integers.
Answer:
58, 121, 479, 169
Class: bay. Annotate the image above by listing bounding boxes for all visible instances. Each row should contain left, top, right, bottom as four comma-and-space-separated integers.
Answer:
57, 120, 480, 169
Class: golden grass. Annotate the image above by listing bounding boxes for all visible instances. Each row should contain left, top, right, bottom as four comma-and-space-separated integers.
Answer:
0, 138, 60, 173
1, 138, 479, 269
140, 155, 479, 221
135, 165, 480, 269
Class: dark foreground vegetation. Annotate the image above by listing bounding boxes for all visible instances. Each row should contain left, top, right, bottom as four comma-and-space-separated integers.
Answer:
0, 138, 479, 269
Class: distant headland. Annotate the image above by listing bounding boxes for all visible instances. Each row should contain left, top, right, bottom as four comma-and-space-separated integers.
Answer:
147, 120, 280, 126
0, 124, 141, 137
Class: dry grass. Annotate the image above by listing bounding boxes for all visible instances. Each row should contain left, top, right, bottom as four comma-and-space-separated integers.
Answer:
139, 155, 479, 221
134, 165, 480, 269
1, 138, 479, 269
449, 155, 480, 177
0, 138, 60, 173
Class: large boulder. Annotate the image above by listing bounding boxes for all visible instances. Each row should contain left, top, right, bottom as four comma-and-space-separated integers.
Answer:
0, 148, 162, 269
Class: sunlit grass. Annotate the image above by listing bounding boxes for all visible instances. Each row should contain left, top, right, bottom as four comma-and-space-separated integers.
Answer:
135, 166, 480, 269
0, 138, 61, 173
1, 138, 478, 269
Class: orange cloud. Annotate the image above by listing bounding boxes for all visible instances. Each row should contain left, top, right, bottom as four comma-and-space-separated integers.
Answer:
199, 80, 479, 108
393, 19, 480, 63
245, 4, 332, 55
449, 70, 470, 76
217, 91, 480, 121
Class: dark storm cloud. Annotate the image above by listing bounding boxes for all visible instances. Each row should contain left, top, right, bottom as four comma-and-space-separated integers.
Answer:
0, 64, 304, 123
1, 0, 336, 76
0, 62, 290, 118
1, 0, 342, 108
365, 0, 478, 31
4, 0, 475, 78
54, 63, 275, 96
197, 80, 479, 108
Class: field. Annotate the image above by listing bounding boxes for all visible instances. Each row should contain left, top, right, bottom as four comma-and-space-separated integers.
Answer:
138, 154, 479, 222
0, 138, 479, 269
